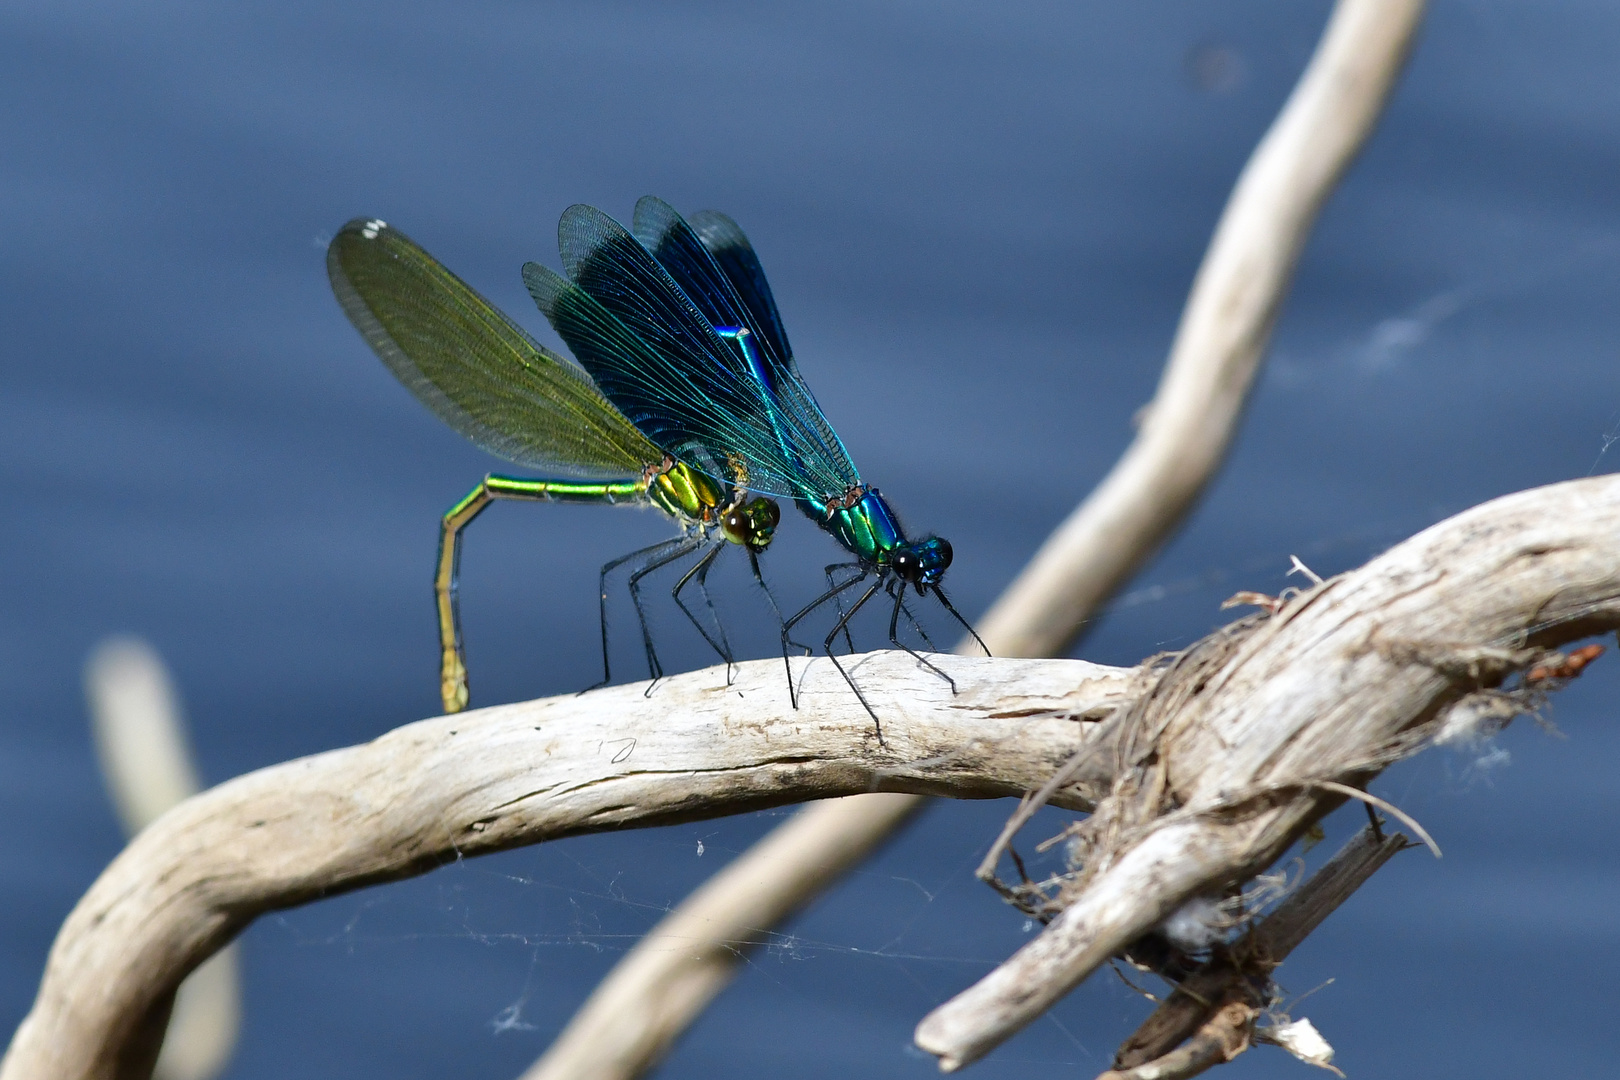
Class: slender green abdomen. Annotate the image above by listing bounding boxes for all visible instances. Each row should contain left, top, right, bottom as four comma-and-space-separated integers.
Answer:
445, 475, 647, 525
437, 472, 651, 714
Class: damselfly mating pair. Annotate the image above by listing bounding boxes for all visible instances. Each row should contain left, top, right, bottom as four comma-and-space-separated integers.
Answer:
327, 198, 986, 731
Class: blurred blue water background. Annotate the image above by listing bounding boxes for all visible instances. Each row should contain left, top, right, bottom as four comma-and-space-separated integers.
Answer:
3, 1, 1619, 1076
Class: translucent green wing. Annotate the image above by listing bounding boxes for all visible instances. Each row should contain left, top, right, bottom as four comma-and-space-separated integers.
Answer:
327, 218, 662, 478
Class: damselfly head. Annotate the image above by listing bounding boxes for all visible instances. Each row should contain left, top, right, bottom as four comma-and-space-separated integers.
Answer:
721, 497, 781, 551
891, 536, 951, 587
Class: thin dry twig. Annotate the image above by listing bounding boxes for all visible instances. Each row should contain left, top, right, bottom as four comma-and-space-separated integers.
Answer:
1309, 782, 1440, 858
84, 638, 241, 1080
973, 733, 1110, 908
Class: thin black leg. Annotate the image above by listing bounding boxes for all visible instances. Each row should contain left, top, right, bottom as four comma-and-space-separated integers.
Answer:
626, 534, 709, 688
748, 548, 785, 629
886, 581, 957, 693
780, 568, 872, 709
894, 591, 940, 653
823, 561, 863, 653
821, 577, 889, 744
932, 585, 991, 656
588, 534, 694, 691
671, 539, 734, 683
748, 548, 788, 684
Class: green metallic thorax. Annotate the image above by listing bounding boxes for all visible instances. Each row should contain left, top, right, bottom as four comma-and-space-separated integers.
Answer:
818, 488, 907, 566
646, 461, 727, 523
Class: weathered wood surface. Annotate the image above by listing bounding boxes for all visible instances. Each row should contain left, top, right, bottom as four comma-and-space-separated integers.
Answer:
7, 475, 1620, 1080
914, 474, 1620, 1069
2, 655, 1140, 1080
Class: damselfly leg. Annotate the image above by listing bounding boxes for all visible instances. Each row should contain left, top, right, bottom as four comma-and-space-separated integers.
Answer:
891, 587, 940, 652
886, 580, 956, 694
819, 575, 889, 744
823, 562, 863, 653
592, 534, 700, 691
828, 560, 951, 655
625, 533, 718, 690
748, 547, 786, 629
670, 538, 736, 685
436, 474, 646, 714
928, 585, 990, 656
780, 568, 871, 708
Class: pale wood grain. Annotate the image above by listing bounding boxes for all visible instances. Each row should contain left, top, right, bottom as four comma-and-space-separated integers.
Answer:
3, 654, 1138, 1080
914, 475, 1620, 1069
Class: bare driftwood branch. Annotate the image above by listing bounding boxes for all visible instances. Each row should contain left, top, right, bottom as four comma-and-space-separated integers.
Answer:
525, 3, 1430, 1074
1103, 1001, 1258, 1080
913, 474, 1620, 1069
11, 474, 1620, 1080
2, 655, 1138, 1080
977, 0, 1427, 661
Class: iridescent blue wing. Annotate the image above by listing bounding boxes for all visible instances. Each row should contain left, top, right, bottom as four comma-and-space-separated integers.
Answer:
685, 207, 794, 370
522, 257, 756, 489
630, 198, 859, 504
632, 197, 769, 358
523, 203, 861, 503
